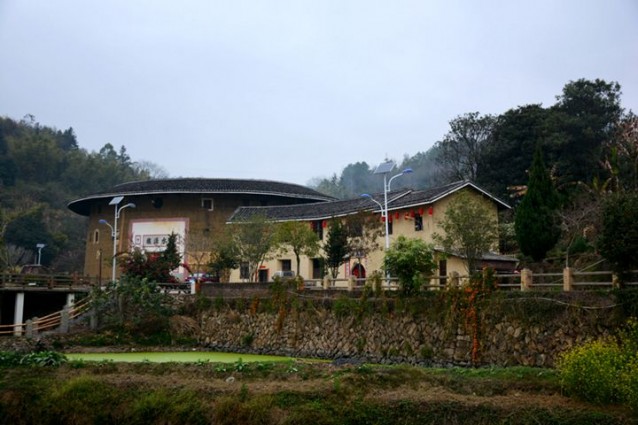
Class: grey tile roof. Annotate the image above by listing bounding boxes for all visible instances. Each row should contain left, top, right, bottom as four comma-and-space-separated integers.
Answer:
68, 178, 335, 216
228, 180, 510, 223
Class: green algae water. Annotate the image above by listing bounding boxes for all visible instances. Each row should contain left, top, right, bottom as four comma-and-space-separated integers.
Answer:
65, 351, 304, 363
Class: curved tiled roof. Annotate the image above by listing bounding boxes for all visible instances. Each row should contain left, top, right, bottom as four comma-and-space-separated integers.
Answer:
228, 180, 510, 223
68, 178, 335, 216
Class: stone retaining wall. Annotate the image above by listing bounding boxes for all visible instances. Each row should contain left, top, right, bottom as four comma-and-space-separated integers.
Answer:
197, 294, 620, 367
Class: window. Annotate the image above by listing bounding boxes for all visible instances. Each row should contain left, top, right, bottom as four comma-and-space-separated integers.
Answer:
414, 214, 423, 231
388, 220, 393, 235
438, 260, 447, 286
201, 198, 214, 211
280, 259, 292, 272
312, 258, 324, 279
93, 229, 99, 243
240, 262, 250, 279
311, 220, 324, 240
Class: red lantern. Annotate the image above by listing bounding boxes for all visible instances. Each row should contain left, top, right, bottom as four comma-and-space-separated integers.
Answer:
418, 208, 424, 216
428, 206, 434, 216
395, 212, 400, 219
322, 220, 327, 228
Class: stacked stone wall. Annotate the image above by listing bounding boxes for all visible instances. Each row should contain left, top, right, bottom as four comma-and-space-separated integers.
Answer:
197, 293, 620, 367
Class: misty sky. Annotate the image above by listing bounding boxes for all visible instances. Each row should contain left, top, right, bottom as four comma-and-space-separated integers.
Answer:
1, 1, 636, 186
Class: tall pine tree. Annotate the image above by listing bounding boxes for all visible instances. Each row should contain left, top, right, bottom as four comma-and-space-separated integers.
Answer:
515, 145, 561, 261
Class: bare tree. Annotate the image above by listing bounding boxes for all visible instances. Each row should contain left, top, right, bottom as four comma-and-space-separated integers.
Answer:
184, 229, 215, 276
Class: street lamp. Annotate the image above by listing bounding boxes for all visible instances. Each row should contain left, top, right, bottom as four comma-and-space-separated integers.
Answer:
36, 243, 46, 266
361, 162, 412, 285
99, 197, 136, 282
362, 161, 413, 250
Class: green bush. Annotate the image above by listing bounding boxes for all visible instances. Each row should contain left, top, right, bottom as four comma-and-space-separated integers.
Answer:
620, 356, 638, 411
0, 351, 67, 368
19, 351, 67, 367
332, 296, 358, 318
0, 351, 22, 367
557, 339, 626, 404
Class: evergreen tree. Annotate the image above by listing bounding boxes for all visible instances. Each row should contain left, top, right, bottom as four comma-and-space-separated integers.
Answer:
514, 146, 561, 261
323, 219, 349, 279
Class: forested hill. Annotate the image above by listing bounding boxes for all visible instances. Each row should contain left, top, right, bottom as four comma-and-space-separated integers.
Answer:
0, 115, 162, 273
309, 78, 634, 201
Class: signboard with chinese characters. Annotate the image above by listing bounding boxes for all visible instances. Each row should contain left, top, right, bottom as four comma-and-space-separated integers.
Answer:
129, 218, 188, 280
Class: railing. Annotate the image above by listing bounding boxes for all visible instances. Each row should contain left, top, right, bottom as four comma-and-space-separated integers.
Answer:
269, 268, 638, 293
0, 296, 92, 336
0, 273, 98, 291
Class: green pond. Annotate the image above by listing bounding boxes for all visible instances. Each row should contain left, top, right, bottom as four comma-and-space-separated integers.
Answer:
65, 351, 305, 363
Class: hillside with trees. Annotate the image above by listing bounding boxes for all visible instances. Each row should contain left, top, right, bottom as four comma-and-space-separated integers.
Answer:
0, 115, 164, 273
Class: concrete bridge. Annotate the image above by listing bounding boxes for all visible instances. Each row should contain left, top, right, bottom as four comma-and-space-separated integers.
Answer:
0, 273, 96, 336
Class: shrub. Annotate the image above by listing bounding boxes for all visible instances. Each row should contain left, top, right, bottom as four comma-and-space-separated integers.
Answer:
557, 339, 626, 404
19, 351, 68, 367
620, 356, 638, 411
0, 351, 22, 367
332, 296, 358, 318
383, 236, 436, 296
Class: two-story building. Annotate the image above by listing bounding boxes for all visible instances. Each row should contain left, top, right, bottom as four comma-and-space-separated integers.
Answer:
227, 180, 516, 282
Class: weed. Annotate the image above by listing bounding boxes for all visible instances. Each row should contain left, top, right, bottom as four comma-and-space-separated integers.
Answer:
214, 364, 228, 373
214, 296, 225, 311
241, 332, 255, 347
239, 384, 249, 402
19, 351, 67, 367
234, 358, 249, 372
0, 351, 21, 367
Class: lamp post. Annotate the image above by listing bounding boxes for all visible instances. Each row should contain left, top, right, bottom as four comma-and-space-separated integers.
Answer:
36, 243, 46, 266
361, 162, 413, 250
360, 193, 386, 245
99, 197, 136, 282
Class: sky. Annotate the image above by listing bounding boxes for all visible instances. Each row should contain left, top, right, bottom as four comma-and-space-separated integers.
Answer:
1, 1, 637, 186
